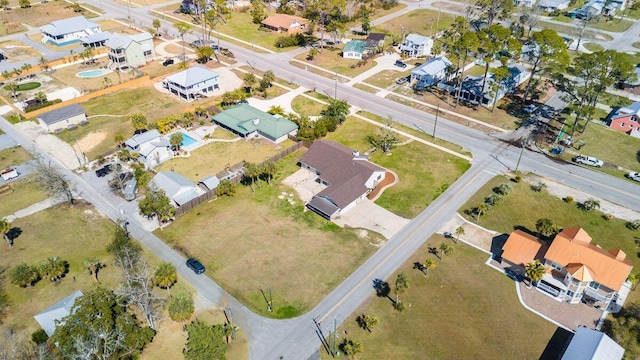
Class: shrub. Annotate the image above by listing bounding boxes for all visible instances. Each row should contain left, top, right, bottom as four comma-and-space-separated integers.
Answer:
627, 220, 640, 231
563, 196, 574, 203
493, 183, 513, 195
31, 329, 48, 345
215, 180, 236, 197
531, 182, 547, 192
24, 98, 62, 112
603, 214, 614, 221
514, 175, 522, 183
393, 301, 405, 312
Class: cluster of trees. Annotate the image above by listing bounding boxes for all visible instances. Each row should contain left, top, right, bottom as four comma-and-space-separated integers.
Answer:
467, 183, 512, 222
9, 257, 67, 288
242, 161, 277, 192
291, 99, 350, 141
183, 320, 233, 360
242, 70, 275, 96
138, 186, 176, 226
604, 302, 640, 358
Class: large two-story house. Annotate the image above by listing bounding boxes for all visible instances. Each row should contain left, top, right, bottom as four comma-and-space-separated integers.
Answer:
105, 32, 155, 69
399, 33, 433, 58
40, 16, 101, 46
605, 101, 640, 138
501, 227, 633, 311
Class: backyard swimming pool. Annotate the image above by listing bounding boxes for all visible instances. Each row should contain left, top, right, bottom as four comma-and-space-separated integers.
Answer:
180, 132, 198, 147
76, 69, 112, 78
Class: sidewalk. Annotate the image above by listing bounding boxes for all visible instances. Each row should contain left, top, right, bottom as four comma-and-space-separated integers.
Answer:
3, 196, 64, 221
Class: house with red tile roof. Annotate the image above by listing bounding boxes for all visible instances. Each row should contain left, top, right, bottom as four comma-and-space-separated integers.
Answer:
299, 140, 386, 219
501, 227, 633, 310
261, 14, 309, 34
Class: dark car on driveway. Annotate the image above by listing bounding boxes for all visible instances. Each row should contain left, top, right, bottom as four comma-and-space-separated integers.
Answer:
394, 60, 407, 68
162, 58, 174, 66
186, 258, 206, 274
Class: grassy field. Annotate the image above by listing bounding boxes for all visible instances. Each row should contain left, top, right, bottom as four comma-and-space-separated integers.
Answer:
0, 40, 41, 61
537, 21, 613, 41
459, 175, 640, 302
156, 138, 295, 182
0, 176, 49, 217
291, 95, 325, 117
157, 151, 380, 318
552, 15, 634, 32
326, 118, 470, 218
323, 237, 557, 359
372, 9, 455, 38
363, 68, 411, 89
295, 47, 378, 78
50, 60, 138, 93
0, 146, 30, 169
584, 42, 604, 52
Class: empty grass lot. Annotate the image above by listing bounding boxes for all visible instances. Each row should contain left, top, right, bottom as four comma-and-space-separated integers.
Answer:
326, 118, 470, 218
158, 151, 380, 318
291, 95, 325, 117
0, 177, 49, 217
295, 47, 378, 78
156, 138, 295, 182
0, 146, 31, 169
322, 237, 556, 359
372, 9, 455, 38
460, 175, 640, 301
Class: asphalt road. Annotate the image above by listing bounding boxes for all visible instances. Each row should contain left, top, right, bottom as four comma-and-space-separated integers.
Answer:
2, 1, 639, 359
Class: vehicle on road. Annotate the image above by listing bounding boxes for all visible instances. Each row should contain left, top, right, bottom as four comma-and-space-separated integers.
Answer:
628, 172, 640, 182
1, 167, 19, 181
394, 60, 407, 68
573, 155, 603, 168
396, 77, 408, 85
186, 258, 206, 274
162, 58, 174, 66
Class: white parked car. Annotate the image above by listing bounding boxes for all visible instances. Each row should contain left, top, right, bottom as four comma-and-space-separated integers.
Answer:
573, 156, 603, 168
628, 172, 640, 182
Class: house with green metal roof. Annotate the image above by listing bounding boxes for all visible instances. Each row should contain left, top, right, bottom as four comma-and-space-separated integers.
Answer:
212, 104, 298, 143
342, 40, 367, 59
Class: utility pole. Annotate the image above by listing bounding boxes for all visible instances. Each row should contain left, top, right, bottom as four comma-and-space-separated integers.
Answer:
515, 136, 527, 172
334, 67, 338, 99
333, 316, 338, 357
433, 103, 439, 138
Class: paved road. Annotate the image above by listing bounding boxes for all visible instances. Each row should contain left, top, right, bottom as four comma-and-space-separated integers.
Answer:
2, 1, 639, 359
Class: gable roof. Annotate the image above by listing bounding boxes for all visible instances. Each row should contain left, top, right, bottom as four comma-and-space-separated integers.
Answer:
366, 33, 386, 42
611, 101, 640, 120
343, 40, 367, 54
501, 230, 543, 266
152, 171, 200, 205
164, 66, 219, 88
80, 30, 111, 45
125, 129, 163, 148
404, 33, 431, 45
261, 14, 308, 29
412, 56, 451, 77
37, 104, 85, 125
34, 290, 83, 336
562, 327, 624, 360
301, 140, 385, 209
212, 104, 298, 140
105, 32, 133, 50
199, 175, 220, 191
539, 0, 570, 8
40, 16, 99, 36
545, 227, 633, 290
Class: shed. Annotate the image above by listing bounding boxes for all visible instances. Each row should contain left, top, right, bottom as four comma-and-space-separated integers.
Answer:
37, 104, 87, 132
561, 327, 624, 360
34, 290, 83, 336
123, 179, 138, 200
199, 175, 220, 191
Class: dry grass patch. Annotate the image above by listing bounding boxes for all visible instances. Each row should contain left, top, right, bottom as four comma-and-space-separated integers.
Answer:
291, 95, 324, 117
363, 69, 410, 89
373, 9, 455, 38
0, 176, 49, 217
158, 151, 379, 318
156, 138, 295, 182
325, 237, 556, 359
1, 1, 96, 28
295, 47, 377, 78
0, 145, 30, 169
0, 40, 41, 61
96, 19, 129, 31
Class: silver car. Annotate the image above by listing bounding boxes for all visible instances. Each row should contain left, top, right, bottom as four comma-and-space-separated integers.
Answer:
573, 156, 603, 168
628, 172, 640, 182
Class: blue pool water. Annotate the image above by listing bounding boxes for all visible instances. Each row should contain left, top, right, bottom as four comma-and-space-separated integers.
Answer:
76, 69, 111, 78
180, 133, 198, 147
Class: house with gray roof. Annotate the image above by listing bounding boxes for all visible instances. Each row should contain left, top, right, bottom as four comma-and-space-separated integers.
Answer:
162, 66, 220, 102
300, 140, 386, 219
411, 56, 451, 89
37, 104, 87, 132
212, 104, 298, 143
106, 32, 155, 69
34, 290, 83, 336
79, 31, 111, 48
561, 327, 624, 360
199, 175, 220, 191
125, 129, 172, 167
539, 0, 570, 11
400, 33, 434, 58
342, 40, 367, 59
152, 171, 204, 206
40, 16, 101, 46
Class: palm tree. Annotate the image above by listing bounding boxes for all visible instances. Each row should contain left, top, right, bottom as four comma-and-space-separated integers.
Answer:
114, 134, 125, 148
439, 243, 453, 260
495, 183, 513, 195
0, 218, 12, 247
454, 226, 465, 244
243, 73, 256, 93
356, 314, 379, 332
10, 263, 39, 287
154, 262, 177, 297
39, 56, 50, 72
39, 256, 67, 282
152, 18, 161, 36
423, 258, 436, 276
261, 161, 277, 184
83, 258, 103, 283
168, 294, 194, 326
582, 198, 600, 212
339, 338, 363, 359
475, 203, 488, 222
243, 162, 260, 191
394, 272, 409, 303
525, 260, 546, 288
173, 22, 191, 62
535, 218, 555, 239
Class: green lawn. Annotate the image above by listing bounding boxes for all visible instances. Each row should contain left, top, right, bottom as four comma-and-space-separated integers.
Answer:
372, 9, 455, 38
291, 95, 325, 117
295, 47, 378, 78
584, 43, 604, 52
216, 10, 287, 52
537, 21, 613, 41
459, 175, 640, 301
0, 146, 31, 170
322, 236, 556, 359
551, 14, 634, 32
326, 118, 470, 218
363, 69, 411, 89
157, 151, 380, 318
0, 176, 49, 217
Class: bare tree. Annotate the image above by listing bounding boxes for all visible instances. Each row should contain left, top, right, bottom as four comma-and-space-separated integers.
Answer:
117, 257, 163, 330
35, 160, 74, 204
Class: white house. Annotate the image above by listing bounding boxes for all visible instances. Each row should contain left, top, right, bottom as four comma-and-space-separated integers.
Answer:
40, 16, 101, 46
34, 290, 83, 336
125, 129, 172, 167
539, 0, 570, 11
342, 40, 367, 59
399, 33, 434, 58
105, 32, 155, 69
162, 66, 220, 102
514, 0, 537, 7
300, 140, 386, 219
410, 56, 451, 89
152, 171, 204, 206
561, 327, 624, 360
37, 104, 87, 132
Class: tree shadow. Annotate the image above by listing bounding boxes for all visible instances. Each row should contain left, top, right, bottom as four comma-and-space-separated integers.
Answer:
4, 227, 22, 246
413, 262, 425, 275
428, 246, 441, 260
372, 279, 394, 303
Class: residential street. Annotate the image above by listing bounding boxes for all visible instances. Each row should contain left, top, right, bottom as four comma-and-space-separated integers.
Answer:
1, 0, 640, 358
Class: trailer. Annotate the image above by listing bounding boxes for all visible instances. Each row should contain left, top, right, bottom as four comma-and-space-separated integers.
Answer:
1, 168, 19, 181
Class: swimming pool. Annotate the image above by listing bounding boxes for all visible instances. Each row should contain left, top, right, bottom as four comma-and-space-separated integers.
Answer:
180, 132, 198, 147
76, 69, 112, 78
